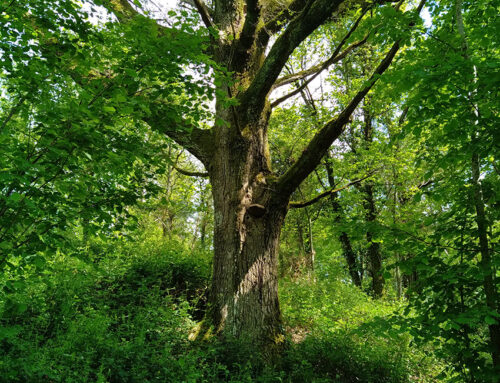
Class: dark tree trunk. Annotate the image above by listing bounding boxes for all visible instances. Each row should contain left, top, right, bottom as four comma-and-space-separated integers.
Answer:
471, 150, 500, 370
324, 157, 362, 287
362, 103, 384, 298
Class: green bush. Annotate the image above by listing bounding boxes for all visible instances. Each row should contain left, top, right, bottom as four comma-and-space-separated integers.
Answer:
0, 240, 210, 383
279, 275, 438, 383
0, 240, 439, 383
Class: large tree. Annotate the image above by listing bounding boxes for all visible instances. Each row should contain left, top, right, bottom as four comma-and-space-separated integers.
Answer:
97, 0, 424, 347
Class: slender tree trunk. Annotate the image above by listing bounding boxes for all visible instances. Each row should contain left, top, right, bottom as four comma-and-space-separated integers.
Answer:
362, 103, 384, 297
324, 155, 362, 286
471, 150, 500, 370
305, 216, 315, 271
454, 0, 500, 370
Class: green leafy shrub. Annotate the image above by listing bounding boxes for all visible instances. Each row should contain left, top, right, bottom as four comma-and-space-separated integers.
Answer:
280, 275, 438, 383
0, 240, 210, 383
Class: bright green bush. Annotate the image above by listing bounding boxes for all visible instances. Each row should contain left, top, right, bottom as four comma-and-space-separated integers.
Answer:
0, 240, 210, 383
1, 239, 439, 383
280, 275, 439, 383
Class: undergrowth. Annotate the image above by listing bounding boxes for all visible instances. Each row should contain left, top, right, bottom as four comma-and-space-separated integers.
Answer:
0, 239, 440, 382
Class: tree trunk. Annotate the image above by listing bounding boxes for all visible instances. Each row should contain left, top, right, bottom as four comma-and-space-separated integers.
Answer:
454, 0, 500, 369
362, 103, 384, 298
120, 0, 411, 350
471, 150, 500, 370
207, 105, 288, 346
324, 155, 362, 287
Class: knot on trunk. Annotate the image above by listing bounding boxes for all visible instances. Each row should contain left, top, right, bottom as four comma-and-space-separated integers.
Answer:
247, 203, 266, 218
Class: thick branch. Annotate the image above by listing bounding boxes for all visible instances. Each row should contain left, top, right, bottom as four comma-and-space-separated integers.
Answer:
100, 0, 142, 22
277, 41, 401, 196
257, 0, 309, 46
289, 172, 374, 208
145, 113, 214, 166
193, 0, 216, 29
238, 0, 261, 50
238, 0, 347, 121
274, 6, 369, 89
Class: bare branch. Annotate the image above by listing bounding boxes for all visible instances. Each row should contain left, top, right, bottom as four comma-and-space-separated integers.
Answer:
271, 35, 368, 107
289, 171, 375, 208
173, 165, 209, 177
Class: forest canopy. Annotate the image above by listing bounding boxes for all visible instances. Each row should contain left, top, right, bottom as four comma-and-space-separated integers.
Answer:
0, 0, 498, 382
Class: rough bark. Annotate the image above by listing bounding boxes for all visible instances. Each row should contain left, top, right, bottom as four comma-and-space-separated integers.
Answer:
207, 108, 288, 344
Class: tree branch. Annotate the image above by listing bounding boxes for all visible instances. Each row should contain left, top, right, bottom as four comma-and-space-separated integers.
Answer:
193, 0, 216, 30
256, 0, 309, 46
144, 112, 214, 166
100, 0, 142, 22
273, 6, 369, 89
100, 0, 185, 39
173, 165, 209, 177
276, 0, 426, 197
238, 0, 348, 122
271, 35, 368, 107
237, 0, 261, 54
289, 171, 375, 208
1, 95, 27, 132
277, 41, 401, 196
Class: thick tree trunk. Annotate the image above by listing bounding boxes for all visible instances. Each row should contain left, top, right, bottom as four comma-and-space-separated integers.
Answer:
207, 105, 288, 346
104, 0, 413, 352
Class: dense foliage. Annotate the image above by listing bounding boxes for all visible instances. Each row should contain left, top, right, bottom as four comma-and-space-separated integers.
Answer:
1, 0, 498, 382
